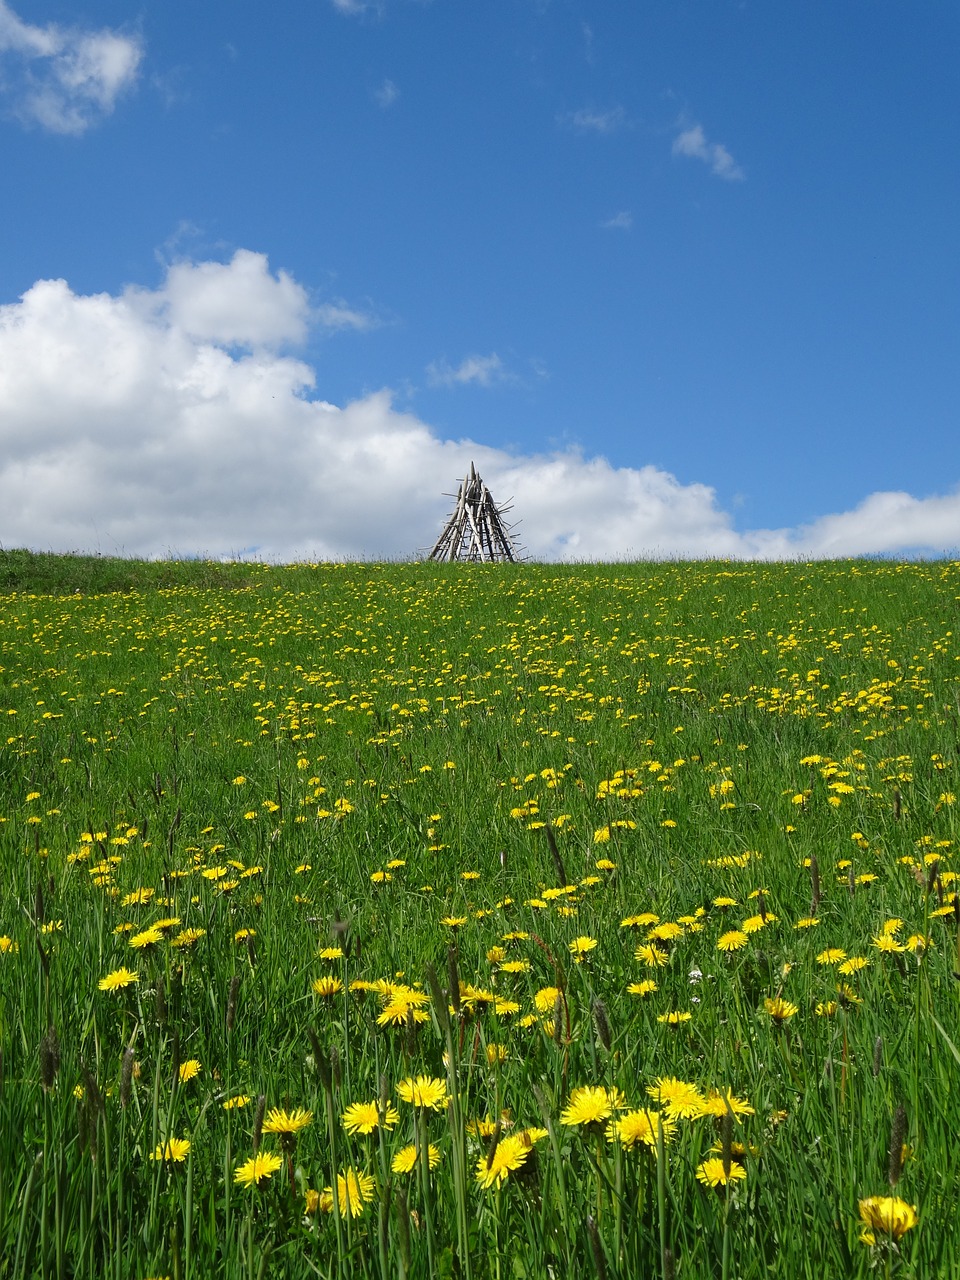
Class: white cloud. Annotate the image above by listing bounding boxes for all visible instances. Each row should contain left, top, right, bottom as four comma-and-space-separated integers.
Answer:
1, 252, 958, 562
601, 210, 632, 230
374, 78, 398, 108
330, 0, 381, 14
315, 300, 379, 331
426, 353, 510, 389
143, 250, 312, 348
673, 123, 744, 181
562, 106, 626, 135
0, 0, 142, 134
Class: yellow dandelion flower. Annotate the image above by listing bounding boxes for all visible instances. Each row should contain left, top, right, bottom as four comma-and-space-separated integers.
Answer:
873, 934, 906, 953
717, 930, 749, 952
169, 928, 205, 949
262, 1107, 312, 1136
621, 913, 660, 929
150, 1138, 191, 1163
396, 1076, 448, 1110
646, 1077, 704, 1119
533, 986, 562, 1013
313, 976, 344, 997
696, 1157, 747, 1188
98, 967, 139, 992
341, 1101, 399, 1135
234, 1152, 283, 1188
327, 1168, 375, 1217
657, 1010, 692, 1026
129, 928, 163, 949
764, 997, 798, 1024
560, 1085, 624, 1127
392, 1143, 441, 1174
700, 1090, 755, 1118
476, 1134, 535, 1189
178, 1059, 201, 1084
608, 1109, 677, 1149
858, 1195, 917, 1242
569, 935, 598, 959
627, 980, 658, 997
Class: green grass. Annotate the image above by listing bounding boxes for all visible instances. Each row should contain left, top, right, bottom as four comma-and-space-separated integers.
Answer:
1, 554, 959, 1278
0, 548, 269, 595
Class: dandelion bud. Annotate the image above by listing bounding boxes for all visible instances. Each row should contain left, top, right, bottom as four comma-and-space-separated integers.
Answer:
888, 1105, 908, 1186
226, 975, 240, 1034
592, 998, 612, 1053
39, 1025, 60, 1092
252, 1093, 266, 1154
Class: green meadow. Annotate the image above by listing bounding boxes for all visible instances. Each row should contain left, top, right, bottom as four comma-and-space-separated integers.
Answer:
1, 553, 959, 1279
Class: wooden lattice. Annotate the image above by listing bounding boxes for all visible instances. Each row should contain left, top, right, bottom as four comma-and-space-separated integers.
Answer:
427, 462, 524, 562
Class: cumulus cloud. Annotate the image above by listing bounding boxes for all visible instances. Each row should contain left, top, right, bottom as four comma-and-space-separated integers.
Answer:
672, 123, 744, 181
426, 353, 511, 389
0, 0, 142, 134
1, 252, 958, 562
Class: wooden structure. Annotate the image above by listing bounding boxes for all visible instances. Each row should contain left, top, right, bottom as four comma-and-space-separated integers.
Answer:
427, 462, 524, 562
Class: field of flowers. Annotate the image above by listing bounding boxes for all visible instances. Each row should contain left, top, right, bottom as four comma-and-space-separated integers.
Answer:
1, 557, 959, 1279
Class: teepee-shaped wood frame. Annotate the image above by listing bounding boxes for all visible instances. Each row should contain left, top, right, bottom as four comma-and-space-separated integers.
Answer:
428, 462, 524, 562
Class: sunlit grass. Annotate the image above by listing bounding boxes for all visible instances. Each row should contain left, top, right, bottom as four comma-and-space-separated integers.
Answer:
1, 556, 958, 1277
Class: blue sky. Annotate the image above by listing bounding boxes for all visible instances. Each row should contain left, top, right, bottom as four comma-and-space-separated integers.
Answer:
1, 0, 958, 559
